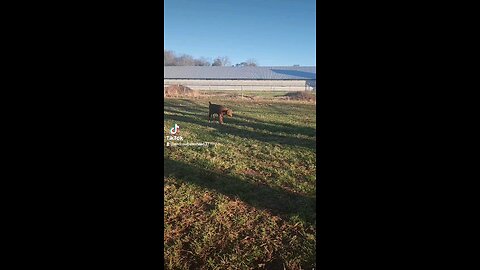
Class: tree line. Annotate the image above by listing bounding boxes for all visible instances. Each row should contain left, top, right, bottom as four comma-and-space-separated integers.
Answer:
164, 50, 258, 67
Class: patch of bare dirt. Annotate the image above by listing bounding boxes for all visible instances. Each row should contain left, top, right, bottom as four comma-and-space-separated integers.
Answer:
226, 94, 258, 100
243, 169, 261, 178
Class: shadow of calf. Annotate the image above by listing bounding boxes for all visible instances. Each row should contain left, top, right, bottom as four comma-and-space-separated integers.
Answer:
164, 158, 316, 224
164, 113, 316, 150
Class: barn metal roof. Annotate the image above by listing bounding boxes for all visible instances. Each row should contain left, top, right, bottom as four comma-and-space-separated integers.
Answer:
164, 66, 316, 80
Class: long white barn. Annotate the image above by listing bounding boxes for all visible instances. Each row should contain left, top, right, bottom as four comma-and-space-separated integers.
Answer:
164, 66, 316, 91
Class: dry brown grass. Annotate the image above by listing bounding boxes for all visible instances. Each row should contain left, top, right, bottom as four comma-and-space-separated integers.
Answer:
164, 85, 200, 98
164, 89, 316, 103
282, 91, 316, 101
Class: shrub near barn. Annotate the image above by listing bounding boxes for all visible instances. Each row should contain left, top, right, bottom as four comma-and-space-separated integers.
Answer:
164, 85, 200, 98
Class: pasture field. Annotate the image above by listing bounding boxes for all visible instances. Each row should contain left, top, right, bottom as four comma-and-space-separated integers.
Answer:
164, 95, 316, 269
201, 90, 292, 98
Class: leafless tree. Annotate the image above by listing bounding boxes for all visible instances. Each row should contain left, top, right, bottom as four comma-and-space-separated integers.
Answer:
245, 58, 258, 66
164, 50, 213, 66
194, 57, 211, 66
175, 54, 195, 66
235, 59, 258, 67
164, 50, 176, 66
212, 56, 231, 66
165, 50, 259, 67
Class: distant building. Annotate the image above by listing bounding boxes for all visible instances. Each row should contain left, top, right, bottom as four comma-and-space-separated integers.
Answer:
164, 66, 316, 92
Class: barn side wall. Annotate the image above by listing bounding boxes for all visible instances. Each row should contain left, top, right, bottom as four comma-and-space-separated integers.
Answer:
163, 79, 315, 91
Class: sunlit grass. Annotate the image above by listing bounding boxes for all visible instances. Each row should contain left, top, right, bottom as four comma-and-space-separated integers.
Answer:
164, 97, 316, 269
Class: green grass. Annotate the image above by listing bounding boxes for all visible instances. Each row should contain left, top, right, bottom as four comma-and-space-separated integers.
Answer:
164, 97, 316, 269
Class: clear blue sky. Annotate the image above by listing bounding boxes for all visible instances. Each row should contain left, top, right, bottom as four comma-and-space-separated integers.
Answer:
164, 0, 316, 66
